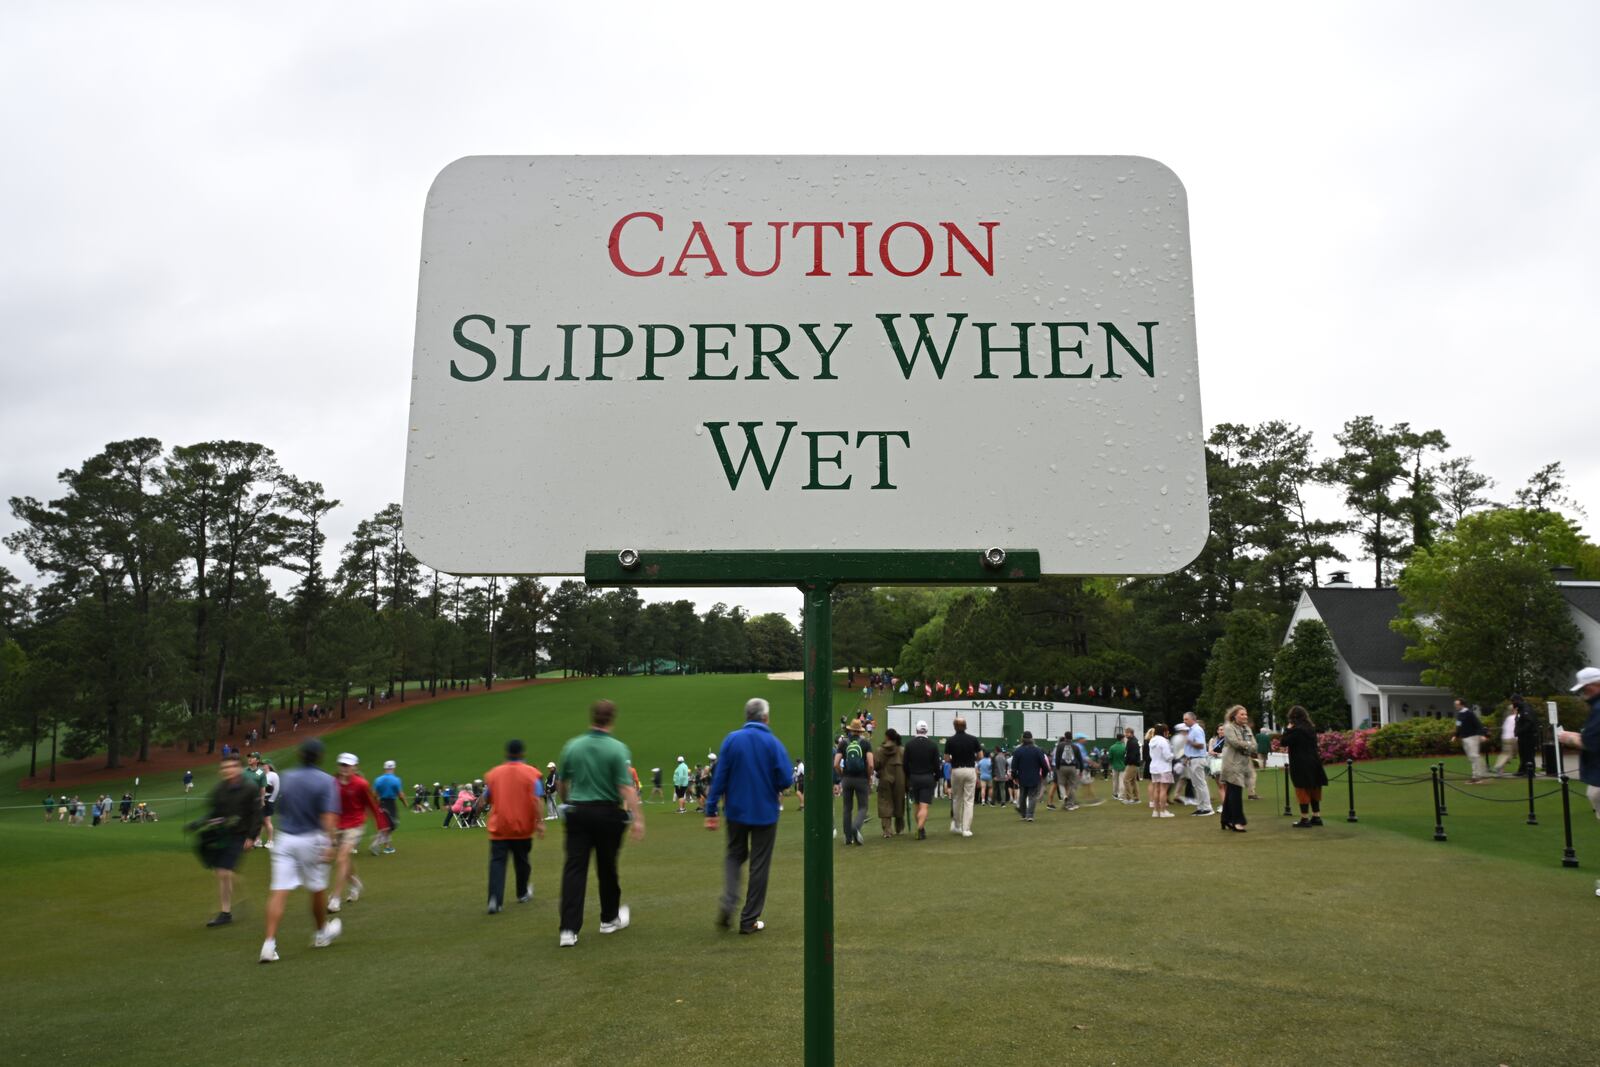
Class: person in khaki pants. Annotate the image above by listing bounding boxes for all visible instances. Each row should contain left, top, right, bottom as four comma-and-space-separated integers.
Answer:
944, 718, 982, 837
1123, 728, 1144, 804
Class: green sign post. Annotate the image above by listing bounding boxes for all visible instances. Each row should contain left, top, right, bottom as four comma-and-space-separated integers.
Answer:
587, 549, 1039, 1066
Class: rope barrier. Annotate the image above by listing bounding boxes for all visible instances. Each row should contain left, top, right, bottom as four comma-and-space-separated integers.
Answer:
1353, 771, 1434, 785
1440, 780, 1563, 803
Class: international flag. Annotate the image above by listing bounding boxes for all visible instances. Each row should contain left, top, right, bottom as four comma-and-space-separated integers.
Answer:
978, 683, 991, 695
924, 683, 933, 697
898, 682, 908, 693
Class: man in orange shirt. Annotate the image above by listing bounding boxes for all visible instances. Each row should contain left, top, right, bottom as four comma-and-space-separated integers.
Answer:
482, 738, 545, 914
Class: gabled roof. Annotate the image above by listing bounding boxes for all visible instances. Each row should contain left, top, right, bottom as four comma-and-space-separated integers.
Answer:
1303, 587, 1430, 687
1560, 585, 1600, 624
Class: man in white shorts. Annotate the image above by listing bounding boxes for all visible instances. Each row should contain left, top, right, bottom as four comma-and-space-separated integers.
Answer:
260, 737, 342, 963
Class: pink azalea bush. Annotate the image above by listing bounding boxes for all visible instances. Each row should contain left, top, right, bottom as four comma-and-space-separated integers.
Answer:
1271, 727, 1379, 763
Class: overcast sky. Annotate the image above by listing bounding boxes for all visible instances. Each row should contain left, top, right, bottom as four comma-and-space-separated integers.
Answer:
2, 1, 1595, 622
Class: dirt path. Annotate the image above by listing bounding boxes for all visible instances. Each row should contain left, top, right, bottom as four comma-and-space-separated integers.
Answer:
16, 677, 570, 792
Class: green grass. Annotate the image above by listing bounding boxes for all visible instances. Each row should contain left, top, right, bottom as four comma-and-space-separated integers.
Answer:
2, 675, 1598, 1066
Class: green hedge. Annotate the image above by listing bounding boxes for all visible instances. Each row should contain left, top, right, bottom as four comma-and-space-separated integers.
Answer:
1366, 716, 1458, 759
1370, 696, 1589, 760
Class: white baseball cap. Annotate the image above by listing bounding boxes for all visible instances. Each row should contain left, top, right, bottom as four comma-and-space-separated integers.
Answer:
383, 760, 396, 770
916, 720, 929, 734
336, 752, 358, 766
677, 755, 685, 763
1572, 666, 1600, 691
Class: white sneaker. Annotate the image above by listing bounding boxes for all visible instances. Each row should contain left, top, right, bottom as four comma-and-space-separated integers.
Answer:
262, 839, 273, 850
949, 821, 956, 833
1152, 811, 1161, 818
327, 897, 342, 913
347, 877, 362, 903
559, 930, 578, 947
312, 917, 342, 948
599, 904, 631, 934
1148, 800, 1155, 808
369, 840, 380, 856
259, 939, 279, 964
1159, 811, 1175, 818
517, 890, 533, 904
961, 830, 973, 838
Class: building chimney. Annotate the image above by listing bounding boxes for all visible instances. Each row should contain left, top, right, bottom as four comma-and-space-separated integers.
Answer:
1326, 571, 1353, 588
1551, 564, 1576, 583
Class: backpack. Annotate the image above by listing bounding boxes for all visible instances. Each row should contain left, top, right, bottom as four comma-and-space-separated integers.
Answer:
842, 738, 867, 776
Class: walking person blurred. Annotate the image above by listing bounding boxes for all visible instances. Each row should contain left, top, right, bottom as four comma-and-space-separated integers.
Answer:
992, 747, 1010, 807
833, 718, 874, 846
1492, 701, 1520, 777
875, 728, 907, 837
1146, 724, 1176, 818
557, 700, 645, 948
328, 754, 382, 913
945, 717, 982, 836
371, 759, 402, 855
1555, 667, 1600, 829
1052, 733, 1080, 811
1513, 696, 1542, 777
1121, 727, 1142, 805
1453, 698, 1490, 783
1108, 732, 1129, 803
189, 752, 262, 928
482, 739, 544, 913
1008, 731, 1048, 822
258, 738, 341, 963
673, 756, 691, 814
902, 721, 940, 840
1178, 712, 1215, 815
1281, 705, 1327, 828
705, 698, 792, 934
1218, 705, 1255, 833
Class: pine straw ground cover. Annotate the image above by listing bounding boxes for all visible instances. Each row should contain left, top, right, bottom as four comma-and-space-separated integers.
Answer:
1, 675, 1596, 1066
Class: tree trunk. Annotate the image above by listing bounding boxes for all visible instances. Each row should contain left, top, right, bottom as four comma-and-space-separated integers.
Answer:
50, 720, 58, 782
105, 700, 121, 770
29, 709, 39, 778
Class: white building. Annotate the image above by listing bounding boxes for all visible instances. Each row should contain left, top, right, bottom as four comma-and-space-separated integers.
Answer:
1284, 570, 1600, 729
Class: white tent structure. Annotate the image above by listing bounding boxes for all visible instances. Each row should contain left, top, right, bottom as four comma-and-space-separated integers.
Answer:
885, 699, 1143, 742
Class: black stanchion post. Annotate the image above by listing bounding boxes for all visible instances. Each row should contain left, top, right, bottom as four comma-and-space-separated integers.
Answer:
1281, 763, 1291, 818
1436, 762, 1448, 816
1432, 765, 1447, 842
1346, 757, 1358, 823
1559, 775, 1579, 868
1525, 765, 1538, 827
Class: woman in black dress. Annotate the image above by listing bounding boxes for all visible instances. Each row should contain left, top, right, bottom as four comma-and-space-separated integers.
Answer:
1282, 705, 1328, 827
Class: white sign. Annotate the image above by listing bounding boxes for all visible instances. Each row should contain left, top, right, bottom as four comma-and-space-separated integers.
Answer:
404, 156, 1206, 575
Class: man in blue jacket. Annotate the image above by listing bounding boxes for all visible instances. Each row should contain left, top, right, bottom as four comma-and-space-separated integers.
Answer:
705, 697, 793, 934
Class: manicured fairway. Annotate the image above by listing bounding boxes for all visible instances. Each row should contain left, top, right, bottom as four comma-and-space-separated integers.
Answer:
2, 676, 1597, 1066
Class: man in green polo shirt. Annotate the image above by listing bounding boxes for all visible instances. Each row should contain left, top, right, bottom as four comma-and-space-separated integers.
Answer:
556, 700, 645, 948
1108, 736, 1128, 802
